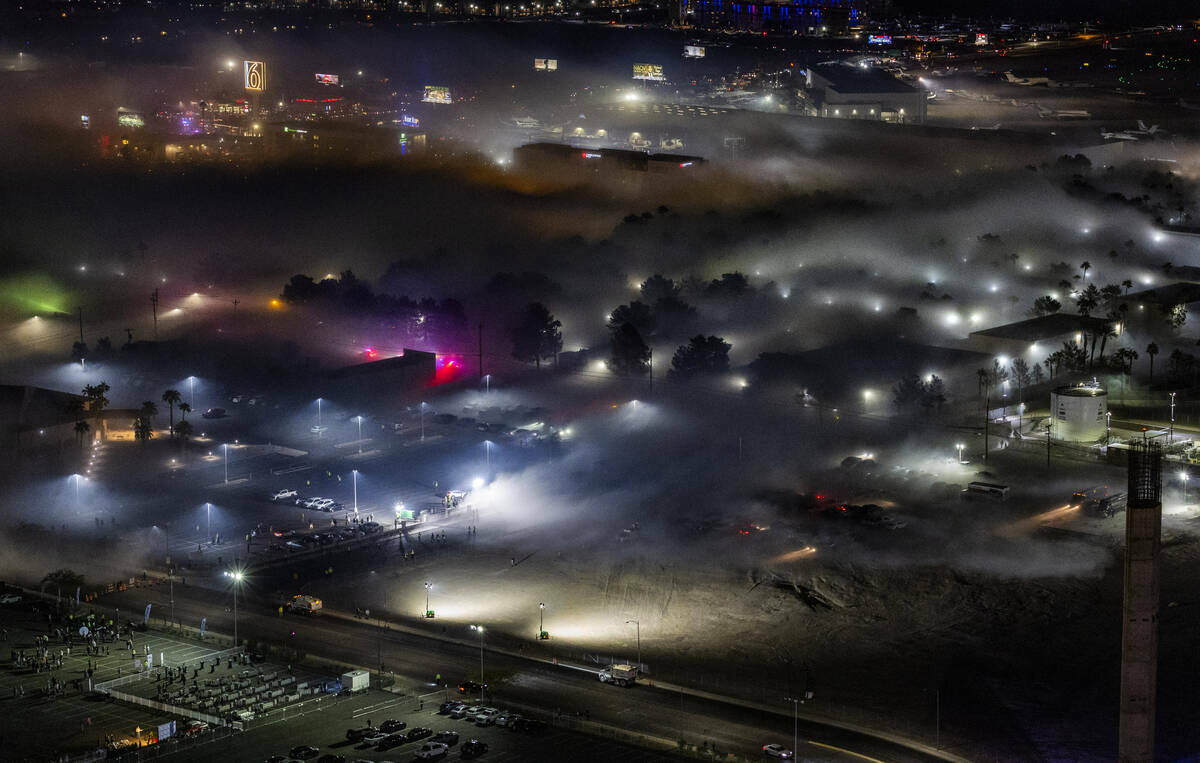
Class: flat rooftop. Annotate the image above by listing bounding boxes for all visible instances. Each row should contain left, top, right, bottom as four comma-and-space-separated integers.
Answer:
810, 64, 919, 95
970, 313, 1110, 341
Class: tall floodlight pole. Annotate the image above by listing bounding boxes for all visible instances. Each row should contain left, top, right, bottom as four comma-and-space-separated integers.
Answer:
625, 619, 641, 667
356, 415, 363, 454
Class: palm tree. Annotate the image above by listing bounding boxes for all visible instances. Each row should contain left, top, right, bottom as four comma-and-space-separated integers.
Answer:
1080, 260, 1092, 281
74, 420, 90, 448
1122, 279, 1134, 295
976, 368, 989, 398
133, 417, 153, 444
140, 400, 158, 421
1147, 342, 1159, 379
174, 419, 193, 459
162, 389, 181, 438
178, 402, 191, 421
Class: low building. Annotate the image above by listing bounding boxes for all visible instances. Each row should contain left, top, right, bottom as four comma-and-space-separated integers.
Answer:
968, 313, 1113, 359
804, 63, 927, 124
320, 350, 437, 405
690, 0, 860, 35
512, 142, 704, 180
0, 385, 85, 453
1051, 382, 1107, 442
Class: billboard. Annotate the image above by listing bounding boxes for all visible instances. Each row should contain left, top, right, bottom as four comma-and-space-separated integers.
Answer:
244, 60, 265, 91
314, 72, 340, 85
401, 113, 420, 128
423, 86, 452, 104
975, 33, 989, 46
632, 63, 665, 81
534, 58, 558, 71
867, 35, 893, 45
683, 45, 706, 59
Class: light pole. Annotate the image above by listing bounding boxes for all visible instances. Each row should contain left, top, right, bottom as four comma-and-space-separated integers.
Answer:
539, 602, 545, 638
420, 402, 427, 442
625, 619, 640, 668
470, 625, 485, 695
317, 397, 323, 429
425, 581, 432, 617
228, 570, 244, 646
484, 374, 491, 394
355, 415, 363, 454
1106, 411, 1112, 447
73, 474, 82, 509
955, 443, 964, 464
223, 443, 228, 484
352, 469, 359, 514
188, 376, 195, 408
485, 440, 491, 471
1170, 391, 1176, 443
206, 502, 212, 543
1182, 472, 1190, 506
785, 696, 800, 758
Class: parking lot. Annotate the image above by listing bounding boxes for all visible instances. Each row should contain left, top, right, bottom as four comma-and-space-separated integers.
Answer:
165, 687, 686, 762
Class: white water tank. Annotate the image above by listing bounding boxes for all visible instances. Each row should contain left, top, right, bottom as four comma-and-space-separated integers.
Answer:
1051, 383, 1107, 442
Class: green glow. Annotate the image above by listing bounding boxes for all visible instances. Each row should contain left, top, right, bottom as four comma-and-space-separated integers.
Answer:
0, 273, 72, 316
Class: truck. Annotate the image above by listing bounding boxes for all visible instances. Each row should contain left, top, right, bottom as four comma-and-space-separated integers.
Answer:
287, 594, 323, 615
1072, 486, 1127, 517
598, 664, 638, 687
342, 669, 370, 694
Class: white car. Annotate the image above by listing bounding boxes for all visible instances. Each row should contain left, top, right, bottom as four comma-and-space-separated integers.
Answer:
271, 489, 298, 501
414, 741, 448, 760
361, 732, 389, 746
312, 498, 335, 511
763, 744, 794, 759
0, 594, 21, 604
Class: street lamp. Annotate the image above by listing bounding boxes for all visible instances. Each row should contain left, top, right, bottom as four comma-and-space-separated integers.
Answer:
484, 374, 491, 394
470, 624, 485, 694
317, 397, 323, 429
625, 619, 640, 668
355, 415, 364, 453
420, 401, 427, 442
539, 602, 546, 639
1181, 472, 1190, 506
425, 581, 433, 618
1170, 392, 1177, 443
222, 443, 229, 484
227, 569, 244, 646
206, 502, 212, 543
352, 469, 359, 514
484, 440, 491, 471
955, 443, 964, 464
188, 376, 196, 408
1106, 411, 1112, 447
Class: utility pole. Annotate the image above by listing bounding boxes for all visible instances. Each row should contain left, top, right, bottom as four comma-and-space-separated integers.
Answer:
77, 307, 84, 345
1045, 424, 1052, 467
983, 383, 991, 463
150, 289, 159, 339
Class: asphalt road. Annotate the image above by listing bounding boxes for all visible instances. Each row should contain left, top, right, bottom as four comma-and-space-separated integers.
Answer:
99, 583, 945, 763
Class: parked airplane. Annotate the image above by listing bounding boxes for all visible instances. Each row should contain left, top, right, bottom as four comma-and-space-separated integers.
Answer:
1003, 71, 1051, 86
1034, 105, 1090, 119
970, 123, 1002, 130
1134, 120, 1164, 135
1101, 129, 1139, 141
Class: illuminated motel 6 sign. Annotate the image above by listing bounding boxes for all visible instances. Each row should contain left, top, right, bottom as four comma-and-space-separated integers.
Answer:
244, 60, 265, 92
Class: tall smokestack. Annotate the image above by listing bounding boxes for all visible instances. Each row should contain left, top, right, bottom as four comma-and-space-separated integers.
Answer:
1120, 440, 1162, 762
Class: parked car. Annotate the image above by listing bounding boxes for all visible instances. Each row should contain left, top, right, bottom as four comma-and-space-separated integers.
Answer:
404, 727, 433, 742
345, 727, 375, 742
376, 732, 406, 751
763, 744, 794, 759
271, 489, 298, 501
461, 740, 489, 759
458, 681, 483, 695
0, 594, 22, 604
289, 746, 320, 760
182, 720, 209, 737
379, 719, 407, 733
432, 731, 458, 746
316, 755, 345, 763
449, 705, 470, 719
360, 732, 388, 746
414, 741, 448, 760
437, 701, 456, 714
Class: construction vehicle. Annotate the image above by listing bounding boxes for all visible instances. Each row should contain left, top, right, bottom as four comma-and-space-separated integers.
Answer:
598, 664, 638, 687
287, 594, 323, 615
1071, 486, 1127, 517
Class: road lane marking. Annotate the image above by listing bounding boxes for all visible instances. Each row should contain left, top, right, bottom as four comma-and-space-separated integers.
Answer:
806, 740, 888, 763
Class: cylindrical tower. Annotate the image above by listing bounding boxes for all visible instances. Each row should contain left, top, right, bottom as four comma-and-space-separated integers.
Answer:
1050, 383, 1107, 441
1120, 440, 1161, 762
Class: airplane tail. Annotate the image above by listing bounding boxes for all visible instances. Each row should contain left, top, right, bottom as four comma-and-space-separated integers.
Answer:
1137, 119, 1148, 131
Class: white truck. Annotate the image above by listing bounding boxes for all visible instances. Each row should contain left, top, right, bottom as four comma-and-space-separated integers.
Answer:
341, 669, 370, 694
287, 594, 323, 615
598, 664, 638, 687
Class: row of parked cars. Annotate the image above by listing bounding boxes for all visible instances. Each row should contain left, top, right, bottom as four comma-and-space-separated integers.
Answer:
344, 721, 489, 759
439, 701, 545, 735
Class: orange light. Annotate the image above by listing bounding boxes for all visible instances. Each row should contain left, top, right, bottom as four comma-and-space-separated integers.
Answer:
269, 299, 282, 308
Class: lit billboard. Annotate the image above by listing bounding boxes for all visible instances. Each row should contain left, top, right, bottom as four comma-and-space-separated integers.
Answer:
683, 45, 706, 59
314, 73, 340, 85
867, 35, 893, 45
401, 114, 420, 128
244, 60, 265, 91
423, 86, 452, 104
117, 111, 144, 128
632, 63, 665, 81
975, 33, 989, 46
534, 58, 559, 71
